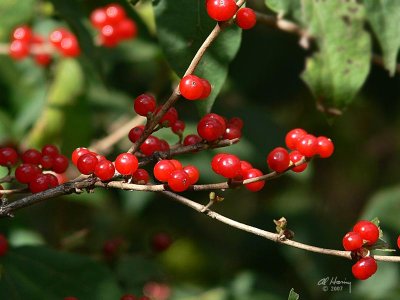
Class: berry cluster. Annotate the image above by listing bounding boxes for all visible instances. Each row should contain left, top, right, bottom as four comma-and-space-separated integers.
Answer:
9, 25, 80, 65
206, 1, 257, 30
197, 113, 243, 142
0, 145, 68, 193
211, 153, 264, 192
267, 128, 334, 173
179, 75, 211, 100
154, 159, 199, 192
342, 220, 380, 280
90, 3, 138, 47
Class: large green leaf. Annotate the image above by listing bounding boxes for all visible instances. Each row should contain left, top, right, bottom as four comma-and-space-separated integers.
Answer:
153, 0, 241, 115
301, 0, 371, 113
364, 0, 400, 76
0, 246, 121, 300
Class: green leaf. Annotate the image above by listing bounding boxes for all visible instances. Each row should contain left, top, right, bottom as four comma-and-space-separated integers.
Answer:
0, 0, 35, 41
0, 246, 121, 300
153, 0, 241, 115
264, 0, 302, 20
364, 0, 400, 76
301, 0, 371, 114
288, 288, 299, 300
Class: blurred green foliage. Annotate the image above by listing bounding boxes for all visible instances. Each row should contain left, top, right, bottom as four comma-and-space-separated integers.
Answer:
0, 0, 400, 299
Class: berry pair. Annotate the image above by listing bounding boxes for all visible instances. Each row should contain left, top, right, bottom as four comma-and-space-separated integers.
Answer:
129, 125, 169, 155
342, 220, 380, 280
179, 75, 211, 100
90, 3, 138, 47
153, 159, 199, 192
197, 113, 243, 142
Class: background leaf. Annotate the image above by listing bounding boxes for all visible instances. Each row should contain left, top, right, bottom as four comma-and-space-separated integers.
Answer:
153, 0, 241, 115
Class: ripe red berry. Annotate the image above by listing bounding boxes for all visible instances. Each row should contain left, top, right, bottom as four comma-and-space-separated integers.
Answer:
71, 147, 90, 165
168, 169, 191, 192
94, 159, 115, 181
289, 150, 307, 173
228, 117, 243, 130
12, 25, 32, 42
9, 40, 30, 60
115, 153, 138, 175
132, 168, 150, 184
0, 147, 19, 166
183, 134, 202, 146
128, 125, 145, 143
267, 147, 290, 173
217, 154, 241, 178
342, 231, 363, 251
200, 79, 212, 99
40, 155, 54, 169
0, 234, 9, 256
352, 256, 377, 280
77, 153, 98, 175
285, 128, 307, 150
29, 173, 53, 193
151, 232, 172, 252
44, 173, 59, 188
197, 118, 225, 142
134, 94, 156, 116
297, 134, 318, 157
203, 113, 227, 131
183, 165, 200, 185
140, 136, 161, 156
353, 220, 380, 245
90, 8, 108, 29
235, 8, 257, 29
34, 53, 52, 66
52, 154, 69, 174
105, 3, 126, 25
169, 159, 183, 170
211, 153, 227, 174
60, 34, 80, 57
240, 160, 252, 172
154, 160, 176, 182
223, 125, 242, 140
158, 107, 178, 127
171, 120, 185, 135
42, 144, 59, 157
316, 136, 334, 158
100, 24, 119, 47
206, 0, 237, 22
15, 164, 42, 184
179, 75, 204, 100
49, 28, 69, 47
159, 139, 170, 152
243, 168, 265, 192
116, 19, 137, 40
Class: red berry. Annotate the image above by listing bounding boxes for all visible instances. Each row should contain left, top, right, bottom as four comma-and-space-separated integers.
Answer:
154, 160, 176, 182
203, 113, 227, 131
183, 134, 202, 146
297, 134, 317, 157
158, 107, 178, 127
228, 117, 243, 130
12, 25, 32, 42
94, 159, 115, 181
285, 128, 307, 150
353, 220, 379, 245
140, 136, 161, 156
34, 53, 52, 66
352, 257, 377, 280
105, 3, 126, 25
0, 147, 19, 166
316, 136, 334, 158
217, 154, 241, 178
171, 120, 185, 135
77, 153, 98, 175
128, 125, 145, 143
183, 165, 200, 185
223, 125, 241, 140
115, 153, 138, 175
49, 28, 69, 47
235, 8, 257, 29
120, 295, 137, 300
40, 155, 54, 169
60, 34, 80, 57
206, 0, 238, 22
42, 144, 59, 157
44, 173, 59, 188
159, 139, 170, 152
211, 153, 227, 174
267, 147, 290, 173
116, 19, 137, 40
179, 75, 204, 100
197, 118, 224, 142
90, 8, 108, 29
169, 159, 183, 170
132, 168, 150, 184
134, 94, 156, 116
15, 163, 42, 184
168, 169, 191, 192
243, 168, 264, 192
0, 234, 9, 256
100, 24, 119, 47
71, 147, 90, 165
9, 40, 30, 60
240, 160, 252, 172
398, 235, 400, 250
151, 232, 172, 252
289, 150, 307, 173
342, 231, 363, 251
52, 154, 69, 174
29, 173, 52, 193
200, 79, 212, 99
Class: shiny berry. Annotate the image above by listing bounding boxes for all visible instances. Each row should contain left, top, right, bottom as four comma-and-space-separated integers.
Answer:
206, 0, 237, 22
183, 165, 200, 185
316, 136, 334, 158
12, 25, 32, 42
200, 79, 212, 99
42, 144, 59, 157
203, 113, 227, 132
169, 159, 182, 170
159, 139, 170, 152
77, 153, 98, 175
44, 173, 59, 188
211, 153, 227, 174
29, 173, 52, 193
72, 147, 90, 165
158, 107, 178, 127
197, 118, 224, 142
40, 155, 53, 169
168, 169, 191, 192
179, 75, 204, 100
352, 257, 377, 280
285, 128, 307, 150
353, 220, 379, 245
342, 231, 363, 251
223, 125, 241, 140
100, 25, 119, 47
151, 232, 172, 252
60, 34, 80, 57
95, 159, 115, 181
49, 28, 69, 47
183, 134, 202, 146
217, 154, 241, 178
228, 117, 243, 130
140, 136, 161, 156
0, 147, 18, 166
128, 125, 145, 143
115, 153, 138, 175
289, 150, 307, 173
243, 168, 264, 192
116, 19, 137, 40
240, 160, 252, 172
9, 40, 30, 60
154, 160, 176, 182
132, 168, 150, 184
15, 164, 41, 184
0, 234, 9, 256
235, 8, 257, 29
134, 94, 156, 116
297, 134, 318, 157
267, 147, 290, 173
105, 4, 126, 25
171, 120, 185, 135
90, 8, 108, 28
52, 154, 69, 173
